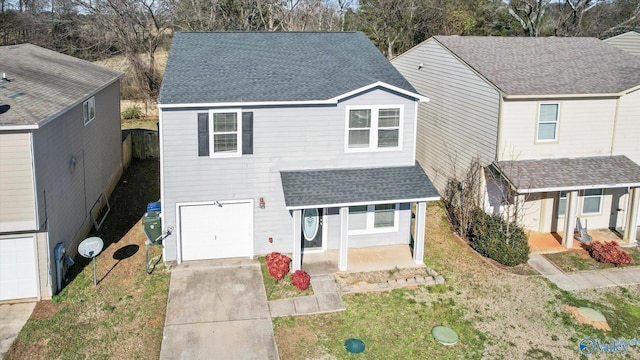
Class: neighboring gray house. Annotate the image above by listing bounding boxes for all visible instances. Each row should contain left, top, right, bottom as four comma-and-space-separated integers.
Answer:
604, 29, 640, 56
0, 44, 123, 301
393, 36, 640, 248
157, 32, 439, 271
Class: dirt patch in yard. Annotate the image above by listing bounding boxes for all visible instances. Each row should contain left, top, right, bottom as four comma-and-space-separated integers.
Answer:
565, 306, 611, 331
29, 301, 60, 320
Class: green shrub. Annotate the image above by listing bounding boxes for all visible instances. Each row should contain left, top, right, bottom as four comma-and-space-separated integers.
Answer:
470, 211, 529, 266
122, 106, 143, 120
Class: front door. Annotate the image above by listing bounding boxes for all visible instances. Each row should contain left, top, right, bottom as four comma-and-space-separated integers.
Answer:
302, 208, 323, 250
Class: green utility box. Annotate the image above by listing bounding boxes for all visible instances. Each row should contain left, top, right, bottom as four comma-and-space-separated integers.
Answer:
142, 211, 162, 244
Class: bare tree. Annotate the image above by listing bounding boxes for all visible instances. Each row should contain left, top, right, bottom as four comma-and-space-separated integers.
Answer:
508, 0, 550, 36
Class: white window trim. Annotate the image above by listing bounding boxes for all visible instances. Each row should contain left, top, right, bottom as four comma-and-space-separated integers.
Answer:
348, 203, 399, 235
580, 189, 603, 215
83, 96, 96, 126
209, 109, 242, 158
536, 102, 560, 142
344, 105, 403, 152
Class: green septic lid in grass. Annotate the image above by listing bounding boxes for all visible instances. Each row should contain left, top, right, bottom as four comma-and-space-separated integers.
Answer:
432, 326, 458, 346
344, 338, 365, 353
578, 307, 607, 322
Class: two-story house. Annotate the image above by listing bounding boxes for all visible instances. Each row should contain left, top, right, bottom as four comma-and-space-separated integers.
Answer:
392, 36, 640, 248
157, 32, 439, 272
604, 29, 640, 56
0, 44, 123, 301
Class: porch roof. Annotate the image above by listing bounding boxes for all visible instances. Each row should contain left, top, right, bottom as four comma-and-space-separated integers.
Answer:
493, 155, 640, 194
280, 163, 440, 209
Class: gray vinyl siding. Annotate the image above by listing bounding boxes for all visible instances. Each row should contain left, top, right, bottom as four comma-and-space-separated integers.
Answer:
161, 88, 417, 261
31, 81, 122, 296
392, 39, 501, 193
604, 32, 640, 56
0, 131, 37, 232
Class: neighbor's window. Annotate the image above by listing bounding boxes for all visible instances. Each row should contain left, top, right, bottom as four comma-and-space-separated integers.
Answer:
210, 110, 242, 157
348, 204, 398, 233
347, 106, 402, 151
557, 191, 567, 216
83, 97, 95, 125
537, 103, 559, 141
582, 189, 603, 214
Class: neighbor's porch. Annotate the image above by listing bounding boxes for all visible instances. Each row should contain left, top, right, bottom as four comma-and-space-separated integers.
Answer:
528, 229, 638, 254
492, 156, 640, 249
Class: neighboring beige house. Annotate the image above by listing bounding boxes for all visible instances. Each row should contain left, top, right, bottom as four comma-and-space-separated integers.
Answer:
392, 36, 640, 248
0, 44, 123, 301
604, 29, 640, 56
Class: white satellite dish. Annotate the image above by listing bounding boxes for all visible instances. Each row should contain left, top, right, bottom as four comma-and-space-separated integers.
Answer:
78, 237, 104, 286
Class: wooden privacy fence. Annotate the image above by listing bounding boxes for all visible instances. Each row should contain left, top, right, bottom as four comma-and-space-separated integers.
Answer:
122, 129, 159, 166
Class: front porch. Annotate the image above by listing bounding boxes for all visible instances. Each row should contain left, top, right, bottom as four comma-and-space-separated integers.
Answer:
528, 228, 639, 255
300, 244, 421, 275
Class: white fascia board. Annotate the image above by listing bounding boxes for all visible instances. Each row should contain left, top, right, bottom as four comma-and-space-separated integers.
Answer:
157, 82, 429, 109
285, 196, 441, 210
517, 183, 640, 194
503, 92, 624, 100
0, 124, 39, 130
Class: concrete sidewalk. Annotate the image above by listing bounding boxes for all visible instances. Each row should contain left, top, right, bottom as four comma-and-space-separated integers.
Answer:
529, 254, 640, 291
160, 259, 279, 360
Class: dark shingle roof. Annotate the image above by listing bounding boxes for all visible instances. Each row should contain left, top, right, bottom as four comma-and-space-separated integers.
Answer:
434, 36, 640, 96
0, 44, 122, 127
280, 163, 439, 208
494, 156, 640, 193
158, 32, 417, 104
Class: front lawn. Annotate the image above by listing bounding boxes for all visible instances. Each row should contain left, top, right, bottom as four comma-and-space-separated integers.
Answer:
274, 202, 640, 359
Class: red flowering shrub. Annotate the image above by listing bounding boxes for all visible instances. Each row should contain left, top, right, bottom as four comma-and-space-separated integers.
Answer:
265, 252, 291, 281
290, 270, 311, 290
589, 241, 633, 266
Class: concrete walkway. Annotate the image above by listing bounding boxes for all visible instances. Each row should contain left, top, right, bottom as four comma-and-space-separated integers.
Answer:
528, 254, 640, 291
160, 259, 279, 360
268, 274, 346, 317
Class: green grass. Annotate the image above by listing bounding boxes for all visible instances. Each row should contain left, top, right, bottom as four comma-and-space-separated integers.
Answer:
273, 288, 485, 359
259, 257, 314, 300
544, 247, 640, 273
9, 247, 170, 359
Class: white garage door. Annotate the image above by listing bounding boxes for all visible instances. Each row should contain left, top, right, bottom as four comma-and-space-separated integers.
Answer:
179, 201, 253, 261
0, 236, 38, 301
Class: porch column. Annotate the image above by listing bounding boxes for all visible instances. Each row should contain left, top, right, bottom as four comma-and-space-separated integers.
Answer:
292, 209, 302, 271
413, 202, 427, 265
562, 190, 579, 248
339, 207, 348, 271
623, 187, 640, 245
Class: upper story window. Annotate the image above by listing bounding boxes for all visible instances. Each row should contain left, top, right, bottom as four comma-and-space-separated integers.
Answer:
83, 97, 96, 126
212, 111, 241, 156
581, 189, 603, 215
198, 110, 253, 158
346, 105, 402, 152
537, 103, 559, 142
348, 203, 399, 234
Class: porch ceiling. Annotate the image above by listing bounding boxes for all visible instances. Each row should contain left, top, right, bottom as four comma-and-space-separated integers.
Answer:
493, 155, 640, 194
280, 163, 439, 209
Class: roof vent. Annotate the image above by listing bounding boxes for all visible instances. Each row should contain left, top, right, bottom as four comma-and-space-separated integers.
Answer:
1, 73, 9, 82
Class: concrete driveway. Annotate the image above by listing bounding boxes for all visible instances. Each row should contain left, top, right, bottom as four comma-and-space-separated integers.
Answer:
0, 302, 35, 358
160, 258, 278, 360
